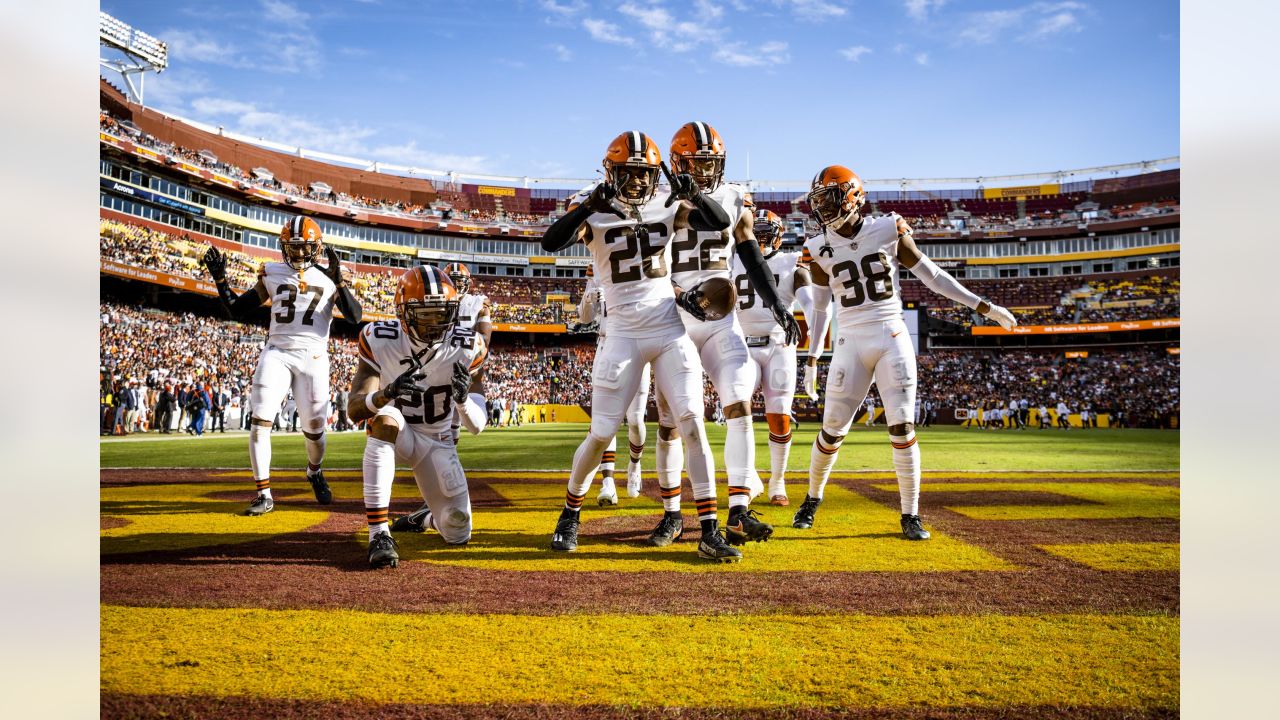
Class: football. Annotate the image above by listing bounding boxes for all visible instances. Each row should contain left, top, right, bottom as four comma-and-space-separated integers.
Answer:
692, 276, 737, 321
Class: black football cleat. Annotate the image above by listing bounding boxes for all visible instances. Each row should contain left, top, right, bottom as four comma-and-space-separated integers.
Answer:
368, 532, 400, 569
550, 514, 580, 552
391, 504, 431, 533
901, 514, 931, 541
792, 494, 822, 529
245, 494, 274, 516
646, 511, 684, 547
697, 527, 743, 563
725, 508, 774, 546
307, 469, 333, 505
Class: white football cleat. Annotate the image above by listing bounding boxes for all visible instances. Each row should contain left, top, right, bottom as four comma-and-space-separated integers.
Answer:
597, 478, 619, 507
626, 463, 643, 498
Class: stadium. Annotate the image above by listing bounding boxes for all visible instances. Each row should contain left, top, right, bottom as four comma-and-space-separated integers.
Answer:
98, 9, 1179, 720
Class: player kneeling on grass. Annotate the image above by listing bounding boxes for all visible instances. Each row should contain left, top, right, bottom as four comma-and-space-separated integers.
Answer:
202, 217, 363, 516
347, 265, 488, 569
797, 166, 1017, 540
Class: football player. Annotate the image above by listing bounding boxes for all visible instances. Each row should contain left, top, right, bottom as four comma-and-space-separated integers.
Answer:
654, 122, 801, 547
730, 208, 815, 506
540, 130, 740, 562
796, 166, 1016, 539
390, 261, 491, 532
577, 264, 652, 506
201, 217, 362, 516
347, 265, 488, 568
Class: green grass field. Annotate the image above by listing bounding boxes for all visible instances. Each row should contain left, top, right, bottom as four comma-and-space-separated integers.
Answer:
101, 422, 1178, 472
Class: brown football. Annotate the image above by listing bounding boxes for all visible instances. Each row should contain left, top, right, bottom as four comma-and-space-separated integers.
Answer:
693, 276, 737, 321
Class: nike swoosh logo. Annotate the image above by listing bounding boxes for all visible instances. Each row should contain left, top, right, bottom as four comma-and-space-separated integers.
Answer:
891, 331, 902, 337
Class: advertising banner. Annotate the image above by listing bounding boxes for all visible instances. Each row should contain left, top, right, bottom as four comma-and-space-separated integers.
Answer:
982, 184, 1060, 199
971, 318, 1180, 335
477, 185, 516, 197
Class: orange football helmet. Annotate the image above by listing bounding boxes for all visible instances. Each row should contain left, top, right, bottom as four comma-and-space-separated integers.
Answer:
752, 209, 785, 254
603, 130, 662, 206
443, 262, 472, 294
807, 165, 867, 230
394, 265, 460, 346
669, 121, 725, 193
585, 263, 594, 278
280, 216, 324, 270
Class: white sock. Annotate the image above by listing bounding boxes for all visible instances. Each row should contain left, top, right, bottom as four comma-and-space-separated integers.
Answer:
566, 433, 609, 510
769, 438, 792, 497
724, 416, 753, 509
363, 437, 395, 540
249, 424, 271, 498
678, 419, 716, 514
628, 422, 646, 463
305, 432, 326, 470
808, 434, 841, 500
892, 432, 922, 515
656, 436, 683, 512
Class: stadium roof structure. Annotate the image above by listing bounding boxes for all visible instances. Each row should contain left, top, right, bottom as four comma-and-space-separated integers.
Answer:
99, 12, 167, 106
150, 106, 1177, 193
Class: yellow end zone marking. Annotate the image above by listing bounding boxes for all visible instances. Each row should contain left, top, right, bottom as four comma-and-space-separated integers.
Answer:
871, 482, 1180, 520
1039, 543, 1180, 571
101, 606, 1178, 709
385, 483, 1013, 573
101, 483, 329, 554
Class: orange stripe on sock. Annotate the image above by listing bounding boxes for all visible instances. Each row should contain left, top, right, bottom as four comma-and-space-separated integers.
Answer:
727, 486, 751, 496
891, 437, 918, 450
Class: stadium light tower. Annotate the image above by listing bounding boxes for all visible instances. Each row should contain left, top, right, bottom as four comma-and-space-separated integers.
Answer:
99, 12, 168, 106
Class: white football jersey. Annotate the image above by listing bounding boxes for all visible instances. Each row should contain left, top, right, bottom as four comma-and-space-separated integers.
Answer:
668, 182, 747, 291
572, 184, 682, 338
357, 320, 488, 435
456, 293, 490, 331
731, 249, 801, 338
802, 213, 903, 327
260, 262, 338, 350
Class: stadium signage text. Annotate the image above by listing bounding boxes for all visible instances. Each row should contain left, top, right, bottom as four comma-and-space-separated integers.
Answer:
971, 318, 1180, 335
100, 177, 206, 216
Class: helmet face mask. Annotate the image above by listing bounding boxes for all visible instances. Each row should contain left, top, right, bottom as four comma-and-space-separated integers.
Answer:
444, 263, 472, 294
398, 299, 458, 346
808, 166, 866, 231
673, 154, 724, 194
754, 217, 783, 254
609, 163, 660, 206
282, 237, 322, 270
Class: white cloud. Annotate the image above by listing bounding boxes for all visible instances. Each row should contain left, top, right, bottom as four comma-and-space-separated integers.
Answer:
582, 17, 635, 46
549, 43, 573, 61
541, 0, 586, 15
914, 52, 930, 65
695, 0, 724, 20
1028, 10, 1082, 38
904, 0, 947, 21
714, 40, 790, 67
185, 95, 496, 173
618, 2, 716, 53
261, 0, 308, 24
839, 45, 872, 62
956, 2, 1089, 45
790, 0, 847, 21
161, 30, 242, 66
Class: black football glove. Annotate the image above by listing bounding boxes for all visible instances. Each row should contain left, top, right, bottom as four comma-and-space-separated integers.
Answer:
771, 301, 802, 346
450, 362, 472, 404
676, 288, 708, 322
661, 161, 701, 207
383, 364, 427, 401
321, 246, 344, 286
201, 246, 227, 283
586, 182, 627, 219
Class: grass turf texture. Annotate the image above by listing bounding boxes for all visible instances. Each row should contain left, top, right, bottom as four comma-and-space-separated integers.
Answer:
1039, 543, 1180, 571
100, 423, 1178, 472
101, 606, 1177, 710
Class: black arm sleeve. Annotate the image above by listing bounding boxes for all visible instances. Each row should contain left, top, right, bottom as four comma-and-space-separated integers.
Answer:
686, 191, 731, 231
333, 284, 363, 324
541, 203, 593, 252
217, 281, 263, 321
733, 239, 781, 308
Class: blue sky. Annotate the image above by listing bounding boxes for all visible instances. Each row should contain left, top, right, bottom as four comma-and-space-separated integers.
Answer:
100, 0, 1179, 187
